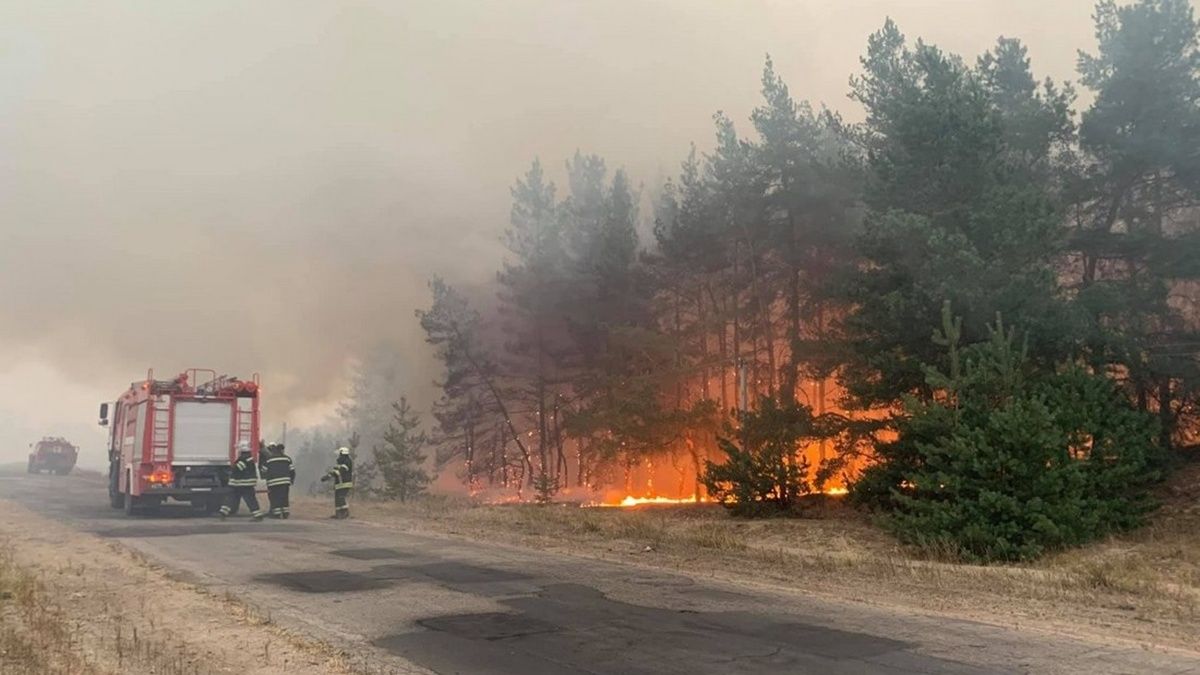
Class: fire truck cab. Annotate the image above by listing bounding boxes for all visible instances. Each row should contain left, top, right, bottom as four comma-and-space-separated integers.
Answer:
99, 369, 261, 515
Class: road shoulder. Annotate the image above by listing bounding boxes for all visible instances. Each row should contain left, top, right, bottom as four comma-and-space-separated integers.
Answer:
0, 497, 360, 675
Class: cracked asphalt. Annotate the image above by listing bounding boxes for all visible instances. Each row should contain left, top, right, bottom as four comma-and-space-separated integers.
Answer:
3, 472, 1198, 674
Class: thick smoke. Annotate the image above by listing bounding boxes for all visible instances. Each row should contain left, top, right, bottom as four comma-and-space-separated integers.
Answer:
0, 1, 1102, 461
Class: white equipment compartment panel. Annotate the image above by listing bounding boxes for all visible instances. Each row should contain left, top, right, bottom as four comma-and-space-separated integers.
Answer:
172, 401, 233, 464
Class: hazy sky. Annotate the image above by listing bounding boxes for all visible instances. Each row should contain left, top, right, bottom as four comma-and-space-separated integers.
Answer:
0, 1, 1162, 465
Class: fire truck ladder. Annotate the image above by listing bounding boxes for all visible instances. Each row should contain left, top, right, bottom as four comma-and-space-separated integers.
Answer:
233, 396, 256, 451
151, 395, 172, 462
195, 374, 239, 396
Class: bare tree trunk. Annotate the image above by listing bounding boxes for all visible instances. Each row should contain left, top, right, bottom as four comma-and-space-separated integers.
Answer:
673, 449, 687, 499
751, 332, 761, 401
494, 431, 504, 487
698, 288, 710, 400
687, 435, 702, 502
816, 303, 828, 465
674, 289, 684, 408
707, 284, 729, 411
784, 264, 801, 404
576, 440, 586, 487
744, 240, 777, 398
732, 244, 741, 401
464, 421, 476, 490
1159, 378, 1174, 451
553, 402, 567, 487
535, 324, 550, 489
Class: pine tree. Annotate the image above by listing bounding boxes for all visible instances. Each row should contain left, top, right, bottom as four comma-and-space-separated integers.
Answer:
1071, 0, 1200, 448
497, 159, 573, 497
375, 397, 432, 502
702, 397, 818, 516
751, 56, 859, 406
338, 344, 410, 491
841, 20, 1072, 409
417, 277, 532, 489
855, 304, 1164, 561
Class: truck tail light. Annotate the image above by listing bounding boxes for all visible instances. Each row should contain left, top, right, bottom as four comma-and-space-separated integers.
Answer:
147, 469, 173, 485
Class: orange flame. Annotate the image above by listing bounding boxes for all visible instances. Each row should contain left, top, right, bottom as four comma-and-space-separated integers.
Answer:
591, 486, 849, 508
594, 495, 705, 508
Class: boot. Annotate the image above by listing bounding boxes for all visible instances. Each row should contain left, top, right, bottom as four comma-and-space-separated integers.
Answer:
252, 514, 264, 522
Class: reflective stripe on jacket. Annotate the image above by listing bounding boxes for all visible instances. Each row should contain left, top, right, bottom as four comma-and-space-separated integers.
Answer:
263, 455, 294, 487
328, 465, 353, 491
228, 456, 258, 487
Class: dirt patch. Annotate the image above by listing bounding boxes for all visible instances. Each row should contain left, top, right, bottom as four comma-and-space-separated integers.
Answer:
0, 498, 368, 674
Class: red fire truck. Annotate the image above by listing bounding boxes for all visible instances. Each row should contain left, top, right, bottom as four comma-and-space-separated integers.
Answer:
100, 369, 261, 515
27, 437, 78, 475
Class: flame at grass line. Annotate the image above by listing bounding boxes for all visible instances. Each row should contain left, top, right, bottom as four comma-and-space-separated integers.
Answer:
589, 486, 850, 508
596, 495, 709, 508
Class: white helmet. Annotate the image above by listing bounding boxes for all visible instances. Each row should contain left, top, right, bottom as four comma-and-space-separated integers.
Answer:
337, 446, 351, 456
237, 440, 251, 453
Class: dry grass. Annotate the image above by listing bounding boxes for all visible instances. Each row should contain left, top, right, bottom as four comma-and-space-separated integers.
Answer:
0, 500, 379, 675
0, 536, 235, 675
0, 542, 95, 674
307, 465, 1200, 652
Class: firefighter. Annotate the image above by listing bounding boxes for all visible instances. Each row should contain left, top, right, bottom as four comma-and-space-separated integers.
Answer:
263, 443, 295, 519
219, 441, 264, 521
319, 446, 353, 519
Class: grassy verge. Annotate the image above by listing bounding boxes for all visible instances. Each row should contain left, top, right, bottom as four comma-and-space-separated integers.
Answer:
0, 498, 379, 675
0, 537, 229, 675
301, 463, 1200, 652
0, 542, 93, 674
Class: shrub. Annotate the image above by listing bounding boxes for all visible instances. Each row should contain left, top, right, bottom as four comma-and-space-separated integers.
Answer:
703, 397, 815, 517
854, 305, 1164, 561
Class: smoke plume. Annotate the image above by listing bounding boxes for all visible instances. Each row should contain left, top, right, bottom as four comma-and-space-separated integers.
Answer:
0, 1, 1104, 461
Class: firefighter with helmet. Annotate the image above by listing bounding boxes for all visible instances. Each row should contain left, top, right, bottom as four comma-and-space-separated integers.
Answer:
219, 440, 264, 521
320, 446, 353, 519
262, 443, 296, 519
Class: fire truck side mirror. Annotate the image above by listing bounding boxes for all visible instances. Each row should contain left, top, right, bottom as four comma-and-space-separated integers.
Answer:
98, 402, 109, 426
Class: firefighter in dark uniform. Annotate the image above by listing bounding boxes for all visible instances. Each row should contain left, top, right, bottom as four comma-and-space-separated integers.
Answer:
263, 443, 295, 519
219, 441, 264, 521
320, 446, 353, 519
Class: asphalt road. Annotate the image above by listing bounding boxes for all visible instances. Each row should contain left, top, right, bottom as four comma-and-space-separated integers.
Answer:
2, 472, 1197, 675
